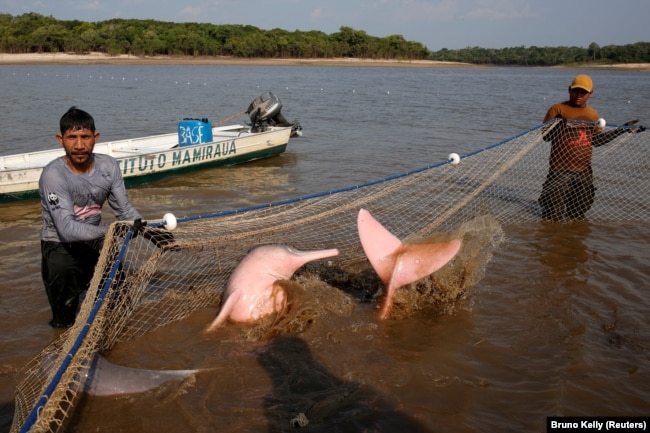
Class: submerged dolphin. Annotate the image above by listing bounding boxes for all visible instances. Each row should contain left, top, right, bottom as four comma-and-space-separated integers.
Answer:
357, 208, 462, 319
81, 354, 199, 397
203, 245, 339, 333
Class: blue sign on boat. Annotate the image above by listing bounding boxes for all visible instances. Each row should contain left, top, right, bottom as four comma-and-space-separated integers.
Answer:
178, 119, 213, 146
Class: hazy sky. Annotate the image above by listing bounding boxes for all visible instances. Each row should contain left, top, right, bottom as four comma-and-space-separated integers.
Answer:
1, 0, 648, 51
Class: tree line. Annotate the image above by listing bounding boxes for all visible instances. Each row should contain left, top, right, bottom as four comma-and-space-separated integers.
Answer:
1, 13, 648, 65
430, 42, 650, 65
0, 13, 429, 59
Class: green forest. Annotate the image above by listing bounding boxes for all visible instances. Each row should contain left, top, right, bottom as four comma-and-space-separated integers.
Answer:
1, 12, 649, 66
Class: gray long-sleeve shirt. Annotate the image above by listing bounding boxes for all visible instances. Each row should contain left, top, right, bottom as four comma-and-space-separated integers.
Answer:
39, 153, 143, 243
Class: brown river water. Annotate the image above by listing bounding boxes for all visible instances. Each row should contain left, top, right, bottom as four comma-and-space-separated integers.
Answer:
1, 65, 649, 432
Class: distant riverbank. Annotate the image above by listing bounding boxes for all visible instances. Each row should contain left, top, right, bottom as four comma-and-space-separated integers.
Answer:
1, 52, 648, 70
0, 52, 476, 68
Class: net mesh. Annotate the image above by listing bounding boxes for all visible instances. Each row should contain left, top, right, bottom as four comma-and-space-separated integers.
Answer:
11, 120, 649, 432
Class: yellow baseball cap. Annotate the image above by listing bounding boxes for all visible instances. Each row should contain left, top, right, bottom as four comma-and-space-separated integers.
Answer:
570, 74, 593, 92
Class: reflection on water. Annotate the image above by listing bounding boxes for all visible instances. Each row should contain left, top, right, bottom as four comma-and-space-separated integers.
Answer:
534, 220, 592, 277
129, 154, 298, 214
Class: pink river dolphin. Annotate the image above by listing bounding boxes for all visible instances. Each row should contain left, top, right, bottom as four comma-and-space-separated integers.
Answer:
357, 208, 462, 319
203, 245, 340, 333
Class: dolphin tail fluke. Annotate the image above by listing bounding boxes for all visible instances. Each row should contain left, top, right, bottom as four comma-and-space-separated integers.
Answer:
378, 239, 462, 319
388, 240, 462, 290
357, 208, 402, 284
357, 208, 462, 319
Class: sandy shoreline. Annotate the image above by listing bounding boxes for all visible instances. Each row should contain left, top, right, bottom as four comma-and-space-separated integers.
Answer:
1, 52, 648, 70
0, 52, 477, 68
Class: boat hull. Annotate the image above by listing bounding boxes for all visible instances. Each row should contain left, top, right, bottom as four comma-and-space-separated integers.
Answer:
0, 126, 291, 202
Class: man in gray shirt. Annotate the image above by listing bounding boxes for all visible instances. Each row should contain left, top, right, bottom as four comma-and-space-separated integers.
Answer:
39, 107, 159, 328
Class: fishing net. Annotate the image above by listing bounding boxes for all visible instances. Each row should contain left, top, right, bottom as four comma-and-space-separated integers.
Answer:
10, 120, 649, 432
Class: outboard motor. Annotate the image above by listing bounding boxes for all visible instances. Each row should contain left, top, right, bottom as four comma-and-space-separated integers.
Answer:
247, 92, 283, 128
246, 91, 303, 136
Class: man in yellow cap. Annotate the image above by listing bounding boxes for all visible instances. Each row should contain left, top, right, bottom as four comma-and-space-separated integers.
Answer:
539, 74, 643, 220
